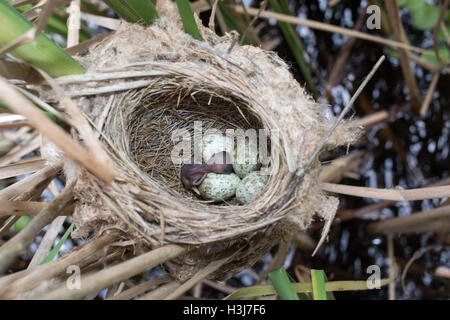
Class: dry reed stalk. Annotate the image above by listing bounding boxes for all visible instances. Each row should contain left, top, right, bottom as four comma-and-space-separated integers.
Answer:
38, 245, 186, 299
231, 5, 428, 54
368, 205, 450, 234
321, 183, 450, 201
0, 114, 29, 129
0, 200, 73, 217
0, 181, 74, 273
0, 233, 116, 299
0, 158, 47, 179
355, 111, 390, 127
139, 280, 181, 300
107, 275, 171, 300
27, 215, 67, 267
385, 0, 421, 114
419, 71, 440, 117
0, 164, 60, 201
0, 76, 114, 183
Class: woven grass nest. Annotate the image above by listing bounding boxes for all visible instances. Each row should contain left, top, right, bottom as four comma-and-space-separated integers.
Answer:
42, 2, 360, 281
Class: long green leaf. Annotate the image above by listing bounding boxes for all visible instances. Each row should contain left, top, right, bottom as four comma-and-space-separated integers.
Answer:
176, 0, 203, 41
224, 276, 394, 300
311, 269, 328, 300
0, 0, 85, 77
124, 0, 159, 26
102, 0, 140, 23
268, 267, 299, 300
40, 222, 74, 264
268, 0, 318, 96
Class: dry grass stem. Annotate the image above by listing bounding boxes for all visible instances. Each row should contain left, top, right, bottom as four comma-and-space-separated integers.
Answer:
107, 275, 172, 300
38, 245, 186, 299
368, 205, 450, 234
0, 181, 74, 273
322, 183, 450, 201
231, 5, 428, 54
0, 76, 114, 183
0, 158, 47, 180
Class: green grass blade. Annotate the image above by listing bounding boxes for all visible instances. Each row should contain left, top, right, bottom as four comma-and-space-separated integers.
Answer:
123, 0, 158, 26
102, 0, 141, 23
268, 267, 299, 300
0, 0, 85, 77
267, 0, 318, 96
311, 269, 328, 300
224, 275, 393, 299
176, 0, 202, 40
40, 222, 74, 264
13, 216, 31, 231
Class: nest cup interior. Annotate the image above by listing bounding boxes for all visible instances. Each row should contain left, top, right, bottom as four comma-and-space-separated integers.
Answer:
108, 81, 267, 202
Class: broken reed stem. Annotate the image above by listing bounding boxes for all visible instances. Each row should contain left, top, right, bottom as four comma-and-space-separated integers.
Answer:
321, 183, 450, 201
107, 275, 172, 300
0, 181, 75, 274
0, 76, 114, 183
28, 215, 66, 268
419, 71, 440, 117
231, 6, 427, 54
38, 70, 116, 180
139, 281, 181, 300
0, 233, 117, 299
38, 245, 187, 299
0, 200, 73, 217
0, 164, 60, 201
385, 0, 420, 114
67, 0, 81, 47
368, 205, 450, 234
294, 56, 385, 183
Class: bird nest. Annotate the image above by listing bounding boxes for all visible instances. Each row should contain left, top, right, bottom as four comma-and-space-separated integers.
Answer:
41, 2, 360, 280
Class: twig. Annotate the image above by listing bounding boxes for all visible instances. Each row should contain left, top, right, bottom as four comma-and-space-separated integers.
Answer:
208, 0, 219, 30
28, 215, 66, 268
385, 0, 421, 114
322, 183, 450, 202
368, 205, 450, 234
0, 158, 47, 180
0, 200, 73, 217
139, 281, 181, 300
107, 275, 171, 300
0, 181, 75, 274
230, 6, 428, 54
387, 234, 395, 300
0, 233, 116, 299
67, 0, 81, 47
419, 71, 440, 117
37, 245, 187, 299
401, 245, 449, 295
239, 0, 267, 45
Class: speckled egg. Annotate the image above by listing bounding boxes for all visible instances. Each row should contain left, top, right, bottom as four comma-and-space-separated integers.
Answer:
200, 134, 234, 163
236, 171, 269, 204
199, 172, 241, 201
233, 137, 260, 178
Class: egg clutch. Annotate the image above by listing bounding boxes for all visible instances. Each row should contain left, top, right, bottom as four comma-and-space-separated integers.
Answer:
180, 134, 269, 204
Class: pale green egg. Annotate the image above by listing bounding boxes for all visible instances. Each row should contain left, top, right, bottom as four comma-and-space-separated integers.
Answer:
236, 171, 269, 204
233, 136, 260, 178
199, 172, 241, 201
